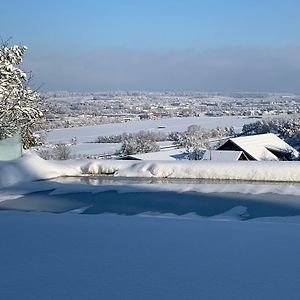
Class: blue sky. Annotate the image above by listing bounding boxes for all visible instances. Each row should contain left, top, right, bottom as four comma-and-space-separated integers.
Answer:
1, 0, 300, 92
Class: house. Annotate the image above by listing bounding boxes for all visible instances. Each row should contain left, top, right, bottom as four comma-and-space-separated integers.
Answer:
202, 150, 247, 161
122, 148, 247, 161
217, 133, 299, 161
122, 148, 188, 161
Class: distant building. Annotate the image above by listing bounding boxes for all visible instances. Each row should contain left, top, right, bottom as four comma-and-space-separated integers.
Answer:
202, 150, 247, 161
122, 149, 247, 161
217, 133, 299, 161
122, 148, 187, 161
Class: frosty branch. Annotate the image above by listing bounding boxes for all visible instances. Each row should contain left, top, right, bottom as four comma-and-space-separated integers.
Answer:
0, 41, 43, 148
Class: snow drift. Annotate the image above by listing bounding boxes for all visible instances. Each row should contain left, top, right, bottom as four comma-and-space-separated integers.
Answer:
1, 151, 300, 188
0, 152, 79, 188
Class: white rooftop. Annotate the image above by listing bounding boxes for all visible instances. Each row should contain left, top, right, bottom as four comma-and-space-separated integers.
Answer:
228, 133, 299, 161
127, 148, 187, 161
202, 150, 245, 161
127, 149, 245, 161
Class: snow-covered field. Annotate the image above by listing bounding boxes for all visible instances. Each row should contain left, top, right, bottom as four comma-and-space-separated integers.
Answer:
1, 165, 300, 299
46, 116, 252, 143
1, 210, 300, 300
1, 152, 300, 299
1, 175, 300, 217
2, 123, 300, 300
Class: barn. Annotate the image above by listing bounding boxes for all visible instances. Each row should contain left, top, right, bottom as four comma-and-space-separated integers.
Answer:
217, 133, 299, 161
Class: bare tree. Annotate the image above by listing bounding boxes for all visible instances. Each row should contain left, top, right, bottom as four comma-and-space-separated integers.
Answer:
37, 148, 53, 160
53, 143, 72, 160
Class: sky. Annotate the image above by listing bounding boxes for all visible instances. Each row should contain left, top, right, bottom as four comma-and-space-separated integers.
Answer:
1, 0, 300, 93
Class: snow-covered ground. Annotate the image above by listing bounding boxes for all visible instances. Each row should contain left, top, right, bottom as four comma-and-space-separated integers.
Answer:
1, 151, 300, 299
1, 175, 300, 217
1, 210, 300, 300
1, 163, 300, 299
46, 116, 252, 144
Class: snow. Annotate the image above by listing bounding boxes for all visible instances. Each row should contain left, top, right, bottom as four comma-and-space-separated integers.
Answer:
157, 140, 176, 148
202, 150, 244, 161
46, 116, 252, 143
2, 176, 300, 220
0, 152, 79, 188
2, 176, 300, 209
126, 149, 245, 161
70, 142, 121, 156
79, 159, 300, 183
1, 150, 300, 299
226, 133, 299, 160
0, 44, 43, 148
125, 148, 187, 160
1, 151, 300, 189
1, 211, 300, 300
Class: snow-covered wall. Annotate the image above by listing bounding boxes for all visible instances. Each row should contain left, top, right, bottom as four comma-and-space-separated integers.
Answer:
1, 152, 300, 188
81, 159, 300, 182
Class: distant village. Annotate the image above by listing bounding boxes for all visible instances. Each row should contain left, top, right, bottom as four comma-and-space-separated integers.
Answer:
43, 91, 300, 129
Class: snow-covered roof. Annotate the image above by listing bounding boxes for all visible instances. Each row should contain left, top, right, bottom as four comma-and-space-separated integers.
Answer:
126, 148, 187, 160
202, 150, 245, 161
227, 133, 299, 161
157, 141, 177, 149
126, 149, 245, 162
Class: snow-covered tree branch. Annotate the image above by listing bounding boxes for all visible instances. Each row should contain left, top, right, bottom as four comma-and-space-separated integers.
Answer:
120, 131, 160, 155
241, 118, 300, 150
174, 125, 234, 160
0, 41, 43, 148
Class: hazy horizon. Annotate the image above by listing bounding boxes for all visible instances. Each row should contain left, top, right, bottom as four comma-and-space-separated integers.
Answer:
40, 89, 299, 96
2, 0, 300, 93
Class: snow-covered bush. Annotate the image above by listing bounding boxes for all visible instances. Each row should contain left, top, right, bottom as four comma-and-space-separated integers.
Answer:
242, 120, 272, 135
120, 131, 160, 155
172, 125, 233, 160
52, 143, 72, 160
95, 134, 123, 143
95, 131, 168, 144
37, 148, 53, 160
0, 41, 43, 148
37, 143, 72, 160
179, 125, 210, 160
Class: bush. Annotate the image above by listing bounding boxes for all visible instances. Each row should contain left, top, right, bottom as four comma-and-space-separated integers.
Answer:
53, 143, 72, 160
120, 131, 160, 156
37, 143, 72, 160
